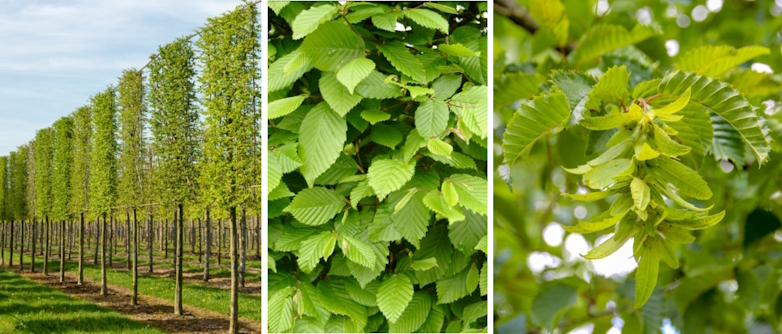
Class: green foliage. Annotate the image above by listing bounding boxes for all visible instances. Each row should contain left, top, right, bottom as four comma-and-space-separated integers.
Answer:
34, 127, 54, 219
8, 148, 27, 221
52, 116, 74, 222
0, 156, 7, 221
148, 37, 199, 209
268, 2, 488, 332
117, 69, 147, 210
88, 88, 118, 216
71, 106, 91, 217
495, 0, 782, 333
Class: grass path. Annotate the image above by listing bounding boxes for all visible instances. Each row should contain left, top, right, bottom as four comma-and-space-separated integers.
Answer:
2, 251, 261, 324
0, 269, 163, 333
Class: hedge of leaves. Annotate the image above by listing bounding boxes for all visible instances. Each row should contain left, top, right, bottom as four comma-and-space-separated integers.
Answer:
267, 1, 488, 333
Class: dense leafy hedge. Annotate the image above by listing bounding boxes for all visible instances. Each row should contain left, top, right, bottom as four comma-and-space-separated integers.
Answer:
267, 1, 488, 333
494, 0, 782, 333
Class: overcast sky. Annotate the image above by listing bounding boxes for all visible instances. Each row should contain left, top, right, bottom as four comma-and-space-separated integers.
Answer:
0, 0, 243, 156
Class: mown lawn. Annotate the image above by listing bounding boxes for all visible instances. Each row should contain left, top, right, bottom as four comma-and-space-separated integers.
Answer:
0, 269, 163, 334
2, 252, 261, 323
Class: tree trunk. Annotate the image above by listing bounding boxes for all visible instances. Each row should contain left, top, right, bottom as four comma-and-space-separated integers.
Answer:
19, 220, 24, 271
101, 213, 107, 296
9, 221, 13, 267
164, 219, 168, 259
94, 220, 99, 265
31, 218, 36, 273
256, 215, 260, 260
44, 217, 50, 275
68, 220, 73, 260
240, 208, 246, 288
126, 212, 131, 270
108, 215, 113, 267
204, 209, 210, 282
172, 212, 177, 270
217, 220, 222, 265
79, 213, 84, 285
229, 206, 239, 334
148, 214, 154, 273
59, 220, 65, 282
1, 221, 5, 266
175, 203, 184, 316
132, 208, 139, 306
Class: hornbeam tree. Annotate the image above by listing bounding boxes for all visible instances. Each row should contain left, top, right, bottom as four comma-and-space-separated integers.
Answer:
118, 68, 147, 306
53, 116, 74, 282
197, 2, 260, 332
89, 88, 118, 296
25, 140, 37, 273
34, 127, 54, 275
0, 156, 7, 266
71, 105, 91, 285
149, 36, 200, 317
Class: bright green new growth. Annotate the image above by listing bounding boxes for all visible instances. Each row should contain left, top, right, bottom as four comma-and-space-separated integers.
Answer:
268, 2, 488, 333
71, 106, 92, 217
52, 117, 74, 222
0, 156, 8, 222
34, 128, 54, 220
118, 69, 147, 209
89, 88, 118, 216
502, 62, 772, 307
9, 148, 28, 221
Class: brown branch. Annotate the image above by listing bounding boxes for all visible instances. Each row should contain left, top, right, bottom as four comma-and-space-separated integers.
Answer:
494, 0, 575, 54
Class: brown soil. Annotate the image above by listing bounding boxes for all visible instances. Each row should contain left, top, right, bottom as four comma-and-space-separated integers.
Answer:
5, 267, 261, 334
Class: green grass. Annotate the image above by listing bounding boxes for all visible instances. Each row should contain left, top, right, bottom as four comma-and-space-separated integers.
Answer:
2, 252, 261, 323
0, 269, 163, 334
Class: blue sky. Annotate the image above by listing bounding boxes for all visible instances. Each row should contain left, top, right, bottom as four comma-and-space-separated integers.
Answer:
0, 0, 243, 156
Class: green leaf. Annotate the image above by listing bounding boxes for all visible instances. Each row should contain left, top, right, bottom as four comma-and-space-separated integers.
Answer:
268, 152, 283, 195
320, 71, 363, 117
269, 287, 295, 333
392, 191, 429, 248
436, 266, 477, 304
658, 71, 771, 165
377, 41, 427, 83
372, 11, 403, 32
367, 159, 416, 201
377, 274, 415, 324
355, 70, 403, 99
449, 174, 488, 215
284, 187, 346, 226
298, 102, 347, 186
676, 45, 770, 77
283, 50, 310, 75
502, 91, 570, 167
341, 235, 377, 268
427, 137, 453, 157
299, 232, 334, 273
292, 3, 338, 40
269, 94, 308, 119
649, 156, 712, 200
669, 211, 725, 230
423, 190, 465, 224
634, 243, 659, 309
586, 65, 629, 109
652, 87, 690, 116
269, 51, 314, 92
300, 21, 365, 71
630, 177, 650, 211
371, 123, 403, 148
448, 211, 487, 256
584, 227, 635, 259
651, 124, 691, 157
350, 180, 374, 209
407, 85, 434, 98
411, 257, 439, 271
344, 278, 379, 307
571, 24, 660, 66
317, 280, 368, 330
405, 9, 448, 34
438, 43, 478, 57
389, 291, 433, 333
479, 262, 487, 296
361, 109, 391, 124
415, 225, 453, 285
415, 99, 449, 139
441, 180, 458, 207
583, 158, 635, 189
337, 58, 376, 95
531, 283, 577, 331
424, 2, 457, 14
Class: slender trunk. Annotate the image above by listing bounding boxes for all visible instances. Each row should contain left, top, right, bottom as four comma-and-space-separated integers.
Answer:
30, 218, 36, 273
132, 208, 139, 306
229, 206, 239, 334
148, 214, 154, 273
164, 219, 168, 259
175, 203, 184, 315
101, 213, 107, 296
126, 212, 131, 270
108, 215, 113, 267
78, 213, 84, 285
198, 218, 202, 263
172, 213, 177, 269
59, 220, 65, 282
9, 220, 13, 267
68, 220, 73, 260
44, 217, 50, 275
217, 220, 222, 265
204, 209, 210, 282
94, 220, 99, 265
190, 219, 195, 255
256, 215, 260, 260
19, 219, 24, 271
1, 221, 5, 266
240, 208, 246, 288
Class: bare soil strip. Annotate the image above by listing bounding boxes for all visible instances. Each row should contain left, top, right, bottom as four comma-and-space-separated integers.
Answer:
4, 267, 261, 334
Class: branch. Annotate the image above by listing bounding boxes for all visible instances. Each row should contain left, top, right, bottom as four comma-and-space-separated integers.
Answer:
494, 0, 575, 54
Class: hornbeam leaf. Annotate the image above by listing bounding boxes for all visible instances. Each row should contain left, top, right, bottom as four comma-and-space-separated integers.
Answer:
355, 70, 403, 99
423, 190, 465, 224
367, 159, 416, 200
371, 123, 403, 148
652, 124, 691, 157
337, 58, 376, 94
361, 109, 391, 124
298, 102, 347, 186
676, 45, 770, 77
563, 190, 615, 201
283, 51, 310, 75
415, 99, 449, 139
586, 65, 629, 109
389, 291, 433, 333
652, 237, 679, 269
377, 41, 427, 83
634, 243, 659, 309
630, 177, 650, 211
424, 2, 457, 14
571, 24, 660, 66
269, 287, 295, 333
502, 91, 570, 167
658, 224, 695, 244
584, 227, 636, 259
300, 21, 365, 72
658, 71, 770, 165
268, 152, 283, 195
652, 87, 690, 116
350, 180, 374, 209
372, 11, 403, 32
340, 235, 377, 268
438, 43, 479, 57
320, 71, 363, 117
291, 3, 338, 39
649, 156, 712, 200
284, 187, 346, 226
411, 257, 439, 271
377, 274, 415, 324
405, 9, 449, 34
441, 180, 458, 207
449, 174, 488, 215
269, 51, 314, 92
669, 211, 725, 230
583, 158, 635, 189
269, 94, 308, 119
436, 266, 478, 304
635, 142, 660, 161
392, 191, 429, 248
427, 137, 453, 157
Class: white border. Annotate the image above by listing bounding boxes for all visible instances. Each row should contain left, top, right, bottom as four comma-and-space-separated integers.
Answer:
260, 0, 270, 332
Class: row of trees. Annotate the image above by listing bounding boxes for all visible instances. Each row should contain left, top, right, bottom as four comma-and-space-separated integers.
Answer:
0, 2, 260, 333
